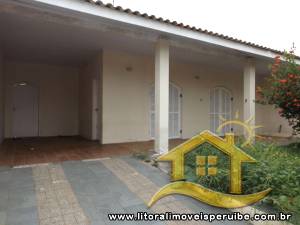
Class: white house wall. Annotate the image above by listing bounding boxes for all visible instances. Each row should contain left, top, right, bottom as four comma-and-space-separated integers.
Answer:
4, 61, 79, 138
170, 60, 244, 138
102, 50, 151, 143
255, 75, 294, 137
102, 49, 243, 144
1, 52, 294, 142
102, 49, 294, 144
0, 50, 4, 143
256, 104, 293, 137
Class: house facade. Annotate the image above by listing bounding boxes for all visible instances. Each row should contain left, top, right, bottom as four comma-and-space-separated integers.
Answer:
0, 0, 298, 154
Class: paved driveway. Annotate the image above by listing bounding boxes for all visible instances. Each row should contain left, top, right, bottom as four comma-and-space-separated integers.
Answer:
0, 156, 247, 225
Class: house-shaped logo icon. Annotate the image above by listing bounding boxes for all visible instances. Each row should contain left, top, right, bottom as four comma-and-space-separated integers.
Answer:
148, 130, 272, 208
160, 130, 255, 194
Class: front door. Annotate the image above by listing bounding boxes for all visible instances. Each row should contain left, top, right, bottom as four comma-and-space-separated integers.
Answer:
12, 84, 39, 138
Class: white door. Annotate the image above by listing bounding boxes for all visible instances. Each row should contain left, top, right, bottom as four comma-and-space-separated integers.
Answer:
12, 84, 39, 138
92, 79, 99, 140
150, 83, 181, 139
209, 87, 232, 135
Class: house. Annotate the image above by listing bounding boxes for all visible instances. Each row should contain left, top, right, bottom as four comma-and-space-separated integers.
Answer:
158, 130, 256, 194
0, 0, 299, 158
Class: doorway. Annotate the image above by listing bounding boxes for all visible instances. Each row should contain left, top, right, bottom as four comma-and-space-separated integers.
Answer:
12, 83, 39, 138
92, 79, 99, 140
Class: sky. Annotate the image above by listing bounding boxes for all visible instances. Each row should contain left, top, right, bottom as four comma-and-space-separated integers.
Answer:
101, 0, 300, 56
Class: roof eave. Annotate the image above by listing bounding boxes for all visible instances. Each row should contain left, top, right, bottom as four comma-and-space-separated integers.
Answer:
13, 0, 300, 64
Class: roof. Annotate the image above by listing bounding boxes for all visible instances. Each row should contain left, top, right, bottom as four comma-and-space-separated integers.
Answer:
159, 130, 255, 162
84, 0, 286, 57
157, 130, 256, 181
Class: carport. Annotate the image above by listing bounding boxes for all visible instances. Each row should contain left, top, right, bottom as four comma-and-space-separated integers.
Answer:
0, 0, 292, 167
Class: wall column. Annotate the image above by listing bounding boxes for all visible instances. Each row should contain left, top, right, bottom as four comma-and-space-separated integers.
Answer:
243, 58, 256, 137
155, 39, 169, 154
0, 50, 4, 143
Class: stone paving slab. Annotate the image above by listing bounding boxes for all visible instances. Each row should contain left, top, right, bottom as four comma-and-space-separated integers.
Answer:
0, 156, 254, 225
32, 164, 90, 225
122, 156, 246, 225
62, 160, 145, 225
101, 158, 211, 225
0, 166, 38, 225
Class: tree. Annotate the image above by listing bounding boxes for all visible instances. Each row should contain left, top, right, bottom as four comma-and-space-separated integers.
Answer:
256, 48, 300, 135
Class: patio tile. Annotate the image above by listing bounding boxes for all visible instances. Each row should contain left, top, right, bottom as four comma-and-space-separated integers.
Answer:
32, 164, 90, 225
123, 157, 249, 225
63, 213, 79, 225
0, 195, 8, 211
6, 206, 38, 225
102, 158, 243, 225
122, 156, 170, 186
79, 202, 102, 221
0, 170, 12, 184
123, 203, 151, 215
71, 182, 100, 196
1, 167, 38, 225
119, 192, 143, 208
9, 169, 34, 189
90, 219, 106, 225
86, 162, 112, 174
0, 167, 11, 173
7, 192, 36, 210
0, 211, 7, 225
101, 159, 196, 224
63, 160, 146, 224
40, 217, 65, 225
0, 155, 252, 225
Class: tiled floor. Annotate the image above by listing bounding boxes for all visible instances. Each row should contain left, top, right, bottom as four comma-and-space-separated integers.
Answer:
0, 137, 185, 167
0, 156, 247, 225
32, 164, 89, 225
0, 136, 295, 225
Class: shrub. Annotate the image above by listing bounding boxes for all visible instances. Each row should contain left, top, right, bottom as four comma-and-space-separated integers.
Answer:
256, 48, 300, 135
184, 141, 300, 224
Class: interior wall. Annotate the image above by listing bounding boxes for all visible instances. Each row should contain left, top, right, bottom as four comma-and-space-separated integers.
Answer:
102, 50, 151, 144
0, 50, 4, 143
4, 61, 79, 138
102, 49, 244, 144
79, 53, 102, 140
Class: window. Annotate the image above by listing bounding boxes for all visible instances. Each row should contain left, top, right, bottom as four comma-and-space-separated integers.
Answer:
209, 87, 232, 135
150, 83, 181, 139
196, 155, 218, 176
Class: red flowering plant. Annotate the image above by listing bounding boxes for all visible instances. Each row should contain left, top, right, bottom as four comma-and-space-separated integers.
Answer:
256, 48, 300, 135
